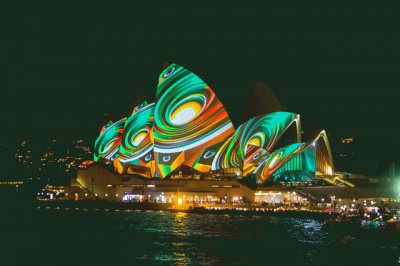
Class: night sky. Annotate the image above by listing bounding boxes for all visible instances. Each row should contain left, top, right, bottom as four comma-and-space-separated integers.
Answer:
1, 5, 399, 169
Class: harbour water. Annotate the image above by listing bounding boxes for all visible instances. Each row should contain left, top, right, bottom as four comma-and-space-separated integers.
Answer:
1, 204, 399, 265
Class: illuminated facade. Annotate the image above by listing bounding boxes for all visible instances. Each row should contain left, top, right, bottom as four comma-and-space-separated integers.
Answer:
93, 64, 334, 184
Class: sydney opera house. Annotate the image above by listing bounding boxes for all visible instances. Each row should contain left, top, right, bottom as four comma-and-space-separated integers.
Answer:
71, 64, 335, 203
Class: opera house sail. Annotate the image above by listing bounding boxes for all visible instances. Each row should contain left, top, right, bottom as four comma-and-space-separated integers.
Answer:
91, 64, 334, 185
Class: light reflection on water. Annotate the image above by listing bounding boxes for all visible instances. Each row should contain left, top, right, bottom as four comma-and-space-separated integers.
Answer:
1, 208, 399, 265
119, 211, 399, 265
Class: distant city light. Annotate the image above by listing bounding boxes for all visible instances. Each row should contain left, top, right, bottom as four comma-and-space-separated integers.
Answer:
341, 137, 354, 144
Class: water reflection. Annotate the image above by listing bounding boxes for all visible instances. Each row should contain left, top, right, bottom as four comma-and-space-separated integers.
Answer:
172, 212, 190, 264
3, 208, 398, 265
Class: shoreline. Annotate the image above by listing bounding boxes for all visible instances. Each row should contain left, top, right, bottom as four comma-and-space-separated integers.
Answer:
35, 200, 330, 219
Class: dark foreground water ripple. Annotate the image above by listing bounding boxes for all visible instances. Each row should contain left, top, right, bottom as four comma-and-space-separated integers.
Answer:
1, 206, 399, 265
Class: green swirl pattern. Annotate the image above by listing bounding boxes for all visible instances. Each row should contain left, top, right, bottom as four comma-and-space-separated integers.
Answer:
211, 112, 297, 170
117, 102, 155, 168
93, 118, 126, 162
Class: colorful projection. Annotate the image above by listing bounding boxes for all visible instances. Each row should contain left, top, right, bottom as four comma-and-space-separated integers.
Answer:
273, 147, 316, 182
92, 63, 334, 184
242, 144, 268, 176
211, 112, 298, 170
94, 118, 126, 162
253, 143, 310, 183
116, 102, 155, 174
208, 136, 241, 170
235, 112, 298, 154
250, 132, 334, 183
153, 64, 235, 177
